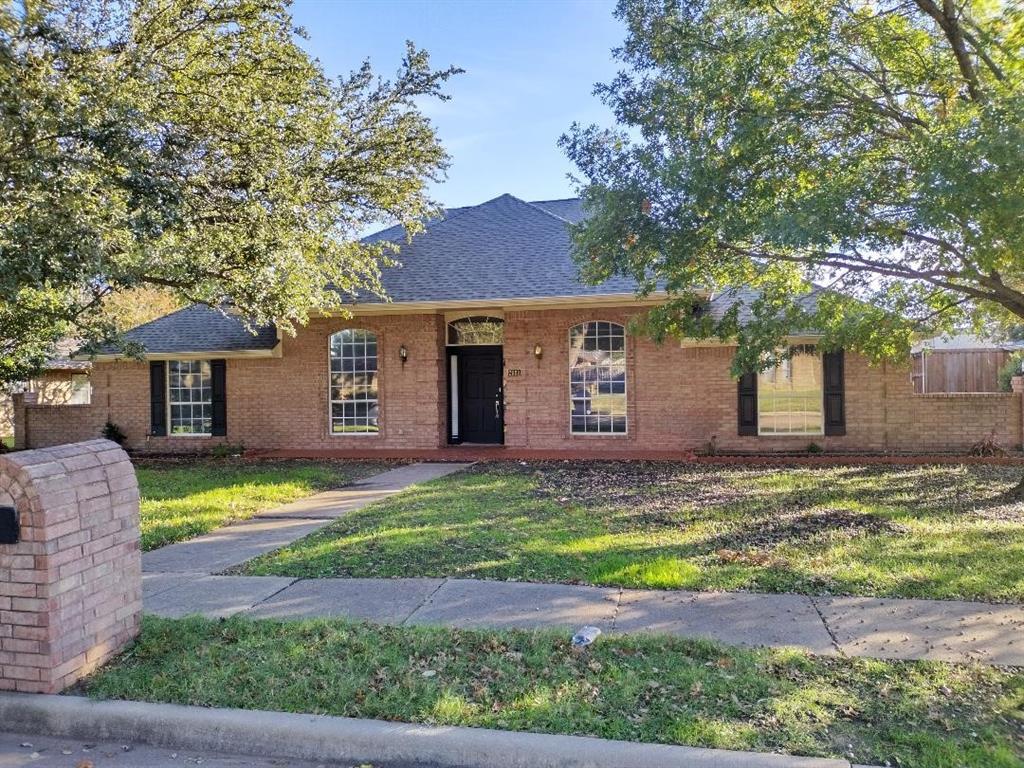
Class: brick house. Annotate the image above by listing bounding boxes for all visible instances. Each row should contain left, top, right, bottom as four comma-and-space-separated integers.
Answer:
13, 194, 1024, 455
2, 349, 91, 445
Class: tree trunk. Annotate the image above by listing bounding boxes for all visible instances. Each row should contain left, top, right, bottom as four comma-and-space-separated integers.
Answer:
1008, 474, 1024, 501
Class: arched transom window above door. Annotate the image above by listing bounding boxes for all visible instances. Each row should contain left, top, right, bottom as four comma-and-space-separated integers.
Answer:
570, 321, 627, 434
447, 316, 504, 346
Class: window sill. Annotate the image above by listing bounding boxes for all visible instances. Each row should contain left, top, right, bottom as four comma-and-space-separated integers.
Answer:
915, 392, 1014, 398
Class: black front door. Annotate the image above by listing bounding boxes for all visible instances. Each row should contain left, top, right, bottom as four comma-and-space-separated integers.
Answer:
451, 346, 503, 444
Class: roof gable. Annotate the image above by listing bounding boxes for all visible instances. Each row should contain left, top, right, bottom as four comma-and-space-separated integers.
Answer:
354, 194, 636, 304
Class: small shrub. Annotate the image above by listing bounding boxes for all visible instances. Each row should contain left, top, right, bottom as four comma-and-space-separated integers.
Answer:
997, 351, 1024, 392
210, 442, 245, 459
806, 442, 823, 454
102, 421, 127, 445
969, 430, 1006, 457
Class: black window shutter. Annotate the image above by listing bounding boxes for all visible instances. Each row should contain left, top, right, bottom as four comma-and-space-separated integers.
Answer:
211, 359, 227, 437
823, 350, 846, 436
737, 371, 758, 436
149, 361, 167, 436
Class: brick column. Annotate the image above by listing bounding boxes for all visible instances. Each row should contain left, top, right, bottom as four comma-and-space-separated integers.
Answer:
1012, 376, 1024, 450
0, 439, 141, 693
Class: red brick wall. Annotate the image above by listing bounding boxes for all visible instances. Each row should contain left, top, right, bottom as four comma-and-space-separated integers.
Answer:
18, 307, 1023, 454
23, 314, 447, 453
0, 439, 142, 693
504, 307, 1021, 453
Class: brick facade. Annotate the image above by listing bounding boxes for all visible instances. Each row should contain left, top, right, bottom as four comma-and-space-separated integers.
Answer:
0, 439, 142, 693
16, 306, 1024, 455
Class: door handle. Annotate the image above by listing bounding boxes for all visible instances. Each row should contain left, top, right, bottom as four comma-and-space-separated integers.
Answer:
494, 399, 501, 420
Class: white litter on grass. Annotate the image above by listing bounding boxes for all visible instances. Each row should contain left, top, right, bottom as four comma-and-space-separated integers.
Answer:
571, 626, 601, 647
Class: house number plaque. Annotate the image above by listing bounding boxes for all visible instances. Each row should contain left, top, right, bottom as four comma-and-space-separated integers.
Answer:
507, 368, 523, 377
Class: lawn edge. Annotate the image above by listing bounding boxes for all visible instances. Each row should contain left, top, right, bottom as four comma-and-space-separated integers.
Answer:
0, 693, 852, 768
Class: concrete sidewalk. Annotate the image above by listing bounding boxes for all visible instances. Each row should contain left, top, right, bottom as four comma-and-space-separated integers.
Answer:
142, 574, 1024, 665
142, 462, 473, 574
140, 459, 1024, 666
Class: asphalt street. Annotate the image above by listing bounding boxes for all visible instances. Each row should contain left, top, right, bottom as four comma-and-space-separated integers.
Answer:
0, 732, 338, 768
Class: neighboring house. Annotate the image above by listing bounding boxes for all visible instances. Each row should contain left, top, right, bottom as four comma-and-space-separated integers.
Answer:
2, 345, 91, 444
13, 194, 1024, 454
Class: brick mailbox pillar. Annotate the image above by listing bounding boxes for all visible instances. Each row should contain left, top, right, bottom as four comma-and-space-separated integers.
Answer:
0, 439, 142, 693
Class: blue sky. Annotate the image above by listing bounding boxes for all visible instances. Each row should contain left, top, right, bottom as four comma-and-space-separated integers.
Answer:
290, 0, 624, 208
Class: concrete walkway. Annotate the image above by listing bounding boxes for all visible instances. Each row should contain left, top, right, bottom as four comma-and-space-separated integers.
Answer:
142, 462, 473, 574
141, 460, 1024, 667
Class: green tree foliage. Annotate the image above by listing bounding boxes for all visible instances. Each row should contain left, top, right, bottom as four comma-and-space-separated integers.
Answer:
998, 351, 1024, 391
0, 0, 459, 384
562, 0, 1024, 373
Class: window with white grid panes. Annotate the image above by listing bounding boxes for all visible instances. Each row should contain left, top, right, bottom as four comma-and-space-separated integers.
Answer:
168, 360, 212, 435
329, 329, 379, 434
569, 321, 627, 434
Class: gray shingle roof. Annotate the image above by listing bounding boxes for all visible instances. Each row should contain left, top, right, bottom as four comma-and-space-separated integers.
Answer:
103, 194, 639, 355
351, 194, 637, 304
529, 198, 587, 224
95, 304, 278, 355
708, 286, 823, 328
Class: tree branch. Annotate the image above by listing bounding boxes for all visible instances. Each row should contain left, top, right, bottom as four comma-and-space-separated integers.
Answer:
716, 240, 1024, 317
913, 0, 985, 102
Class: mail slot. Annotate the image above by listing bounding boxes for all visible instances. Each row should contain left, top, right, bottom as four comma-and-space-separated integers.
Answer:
0, 505, 18, 544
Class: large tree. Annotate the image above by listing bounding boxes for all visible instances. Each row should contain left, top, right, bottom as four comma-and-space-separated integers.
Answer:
562, 0, 1024, 373
0, 0, 458, 384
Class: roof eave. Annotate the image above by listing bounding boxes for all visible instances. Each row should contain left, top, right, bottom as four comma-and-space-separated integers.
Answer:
317, 291, 672, 316
81, 345, 281, 363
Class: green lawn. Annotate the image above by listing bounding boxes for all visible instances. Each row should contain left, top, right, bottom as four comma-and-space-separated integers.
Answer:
240, 462, 1024, 602
136, 458, 395, 550
80, 616, 1024, 768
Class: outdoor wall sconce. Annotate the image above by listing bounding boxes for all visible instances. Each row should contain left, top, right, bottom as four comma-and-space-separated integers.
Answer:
533, 344, 543, 360
399, 345, 409, 365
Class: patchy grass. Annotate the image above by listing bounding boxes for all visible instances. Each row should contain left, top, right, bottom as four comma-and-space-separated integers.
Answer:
241, 462, 1024, 602
137, 458, 395, 551
80, 616, 1024, 768
0, 435, 13, 449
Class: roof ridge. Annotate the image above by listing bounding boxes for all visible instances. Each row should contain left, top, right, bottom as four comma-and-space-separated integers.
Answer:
529, 196, 581, 204
518, 196, 575, 226
362, 201, 483, 243
122, 302, 206, 334
379, 194, 540, 239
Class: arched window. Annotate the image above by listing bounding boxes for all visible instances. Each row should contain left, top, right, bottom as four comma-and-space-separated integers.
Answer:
569, 322, 626, 434
329, 329, 379, 434
447, 316, 504, 346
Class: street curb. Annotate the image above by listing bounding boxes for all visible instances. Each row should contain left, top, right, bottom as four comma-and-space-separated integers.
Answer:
0, 693, 850, 768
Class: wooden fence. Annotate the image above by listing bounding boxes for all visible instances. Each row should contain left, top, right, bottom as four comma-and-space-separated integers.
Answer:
911, 350, 1010, 394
